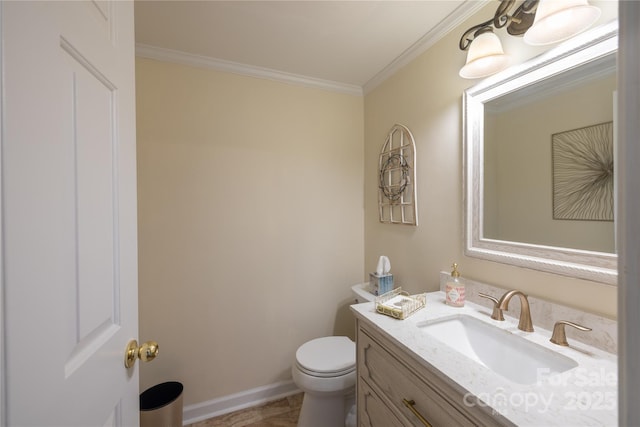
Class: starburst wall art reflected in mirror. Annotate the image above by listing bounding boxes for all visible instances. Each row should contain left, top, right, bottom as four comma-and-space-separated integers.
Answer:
552, 121, 613, 221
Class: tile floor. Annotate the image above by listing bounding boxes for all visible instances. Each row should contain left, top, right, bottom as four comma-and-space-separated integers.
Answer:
187, 393, 303, 427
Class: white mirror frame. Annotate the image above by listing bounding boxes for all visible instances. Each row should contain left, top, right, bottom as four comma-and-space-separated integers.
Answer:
463, 21, 618, 285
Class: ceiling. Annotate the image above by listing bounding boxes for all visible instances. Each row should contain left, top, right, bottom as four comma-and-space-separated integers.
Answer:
134, 1, 486, 94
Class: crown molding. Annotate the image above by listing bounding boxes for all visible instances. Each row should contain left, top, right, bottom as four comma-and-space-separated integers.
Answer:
363, 0, 489, 95
136, 0, 488, 98
135, 44, 363, 97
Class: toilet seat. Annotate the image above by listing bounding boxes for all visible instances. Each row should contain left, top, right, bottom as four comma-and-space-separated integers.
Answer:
296, 363, 355, 378
295, 336, 355, 378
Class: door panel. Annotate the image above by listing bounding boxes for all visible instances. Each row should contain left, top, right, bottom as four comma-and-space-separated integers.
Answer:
2, 1, 139, 425
66, 37, 118, 353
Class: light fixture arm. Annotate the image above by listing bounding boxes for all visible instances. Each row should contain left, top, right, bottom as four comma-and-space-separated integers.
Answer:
459, 0, 539, 51
493, 0, 519, 28
459, 20, 495, 51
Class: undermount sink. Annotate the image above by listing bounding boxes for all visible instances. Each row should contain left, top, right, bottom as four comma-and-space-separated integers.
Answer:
417, 314, 578, 385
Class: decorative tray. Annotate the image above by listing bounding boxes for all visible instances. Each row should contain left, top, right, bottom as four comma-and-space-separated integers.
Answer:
375, 288, 426, 320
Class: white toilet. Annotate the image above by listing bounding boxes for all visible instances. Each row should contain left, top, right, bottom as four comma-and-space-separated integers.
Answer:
291, 284, 376, 427
292, 336, 356, 427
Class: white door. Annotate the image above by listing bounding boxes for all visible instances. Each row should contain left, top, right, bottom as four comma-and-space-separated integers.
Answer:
2, 1, 141, 425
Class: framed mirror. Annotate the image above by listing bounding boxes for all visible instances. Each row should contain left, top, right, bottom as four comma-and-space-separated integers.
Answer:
463, 21, 618, 285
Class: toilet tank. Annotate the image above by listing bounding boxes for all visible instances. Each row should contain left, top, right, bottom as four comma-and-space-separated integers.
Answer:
351, 283, 376, 303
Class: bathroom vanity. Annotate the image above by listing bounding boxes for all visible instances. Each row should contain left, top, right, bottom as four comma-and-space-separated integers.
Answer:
356, 316, 506, 426
351, 292, 617, 426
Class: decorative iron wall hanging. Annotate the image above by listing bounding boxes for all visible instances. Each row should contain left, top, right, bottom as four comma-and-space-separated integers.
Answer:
378, 124, 418, 225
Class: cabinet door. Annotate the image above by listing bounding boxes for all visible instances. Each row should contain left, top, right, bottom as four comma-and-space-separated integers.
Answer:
358, 380, 406, 427
359, 328, 478, 427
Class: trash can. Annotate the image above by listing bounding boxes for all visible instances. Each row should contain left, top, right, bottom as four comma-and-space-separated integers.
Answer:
140, 381, 183, 427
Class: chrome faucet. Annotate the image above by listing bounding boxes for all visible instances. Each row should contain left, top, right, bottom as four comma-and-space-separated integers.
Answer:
497, 290, 534, 332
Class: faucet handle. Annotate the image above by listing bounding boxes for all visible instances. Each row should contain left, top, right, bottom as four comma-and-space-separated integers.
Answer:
550, 320, 592, 346
478, 293, 505, 321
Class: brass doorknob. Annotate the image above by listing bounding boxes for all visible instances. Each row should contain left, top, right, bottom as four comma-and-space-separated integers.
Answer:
124, 340, 159, 368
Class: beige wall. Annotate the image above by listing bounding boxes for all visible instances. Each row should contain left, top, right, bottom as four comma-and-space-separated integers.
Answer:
363, 4, 617, 319
136, 58, 364, 405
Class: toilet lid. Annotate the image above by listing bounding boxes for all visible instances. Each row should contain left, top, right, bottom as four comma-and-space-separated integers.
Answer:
296, 336, 355, 375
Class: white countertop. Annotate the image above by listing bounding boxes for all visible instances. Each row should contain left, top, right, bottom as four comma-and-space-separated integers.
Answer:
351, 291, 617, 426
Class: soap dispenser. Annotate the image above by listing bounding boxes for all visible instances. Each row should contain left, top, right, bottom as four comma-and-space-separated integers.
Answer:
445, 263, 465, 307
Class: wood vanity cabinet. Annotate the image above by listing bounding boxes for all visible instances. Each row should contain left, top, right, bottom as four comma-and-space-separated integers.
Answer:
356, 320, 509, 427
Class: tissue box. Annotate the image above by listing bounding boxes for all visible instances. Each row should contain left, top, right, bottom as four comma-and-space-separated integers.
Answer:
370, 273, 394, 295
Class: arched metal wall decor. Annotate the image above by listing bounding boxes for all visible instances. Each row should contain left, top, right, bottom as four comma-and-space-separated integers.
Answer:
378, 124, 418, 225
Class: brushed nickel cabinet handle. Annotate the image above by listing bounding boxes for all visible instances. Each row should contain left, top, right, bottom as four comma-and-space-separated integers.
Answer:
402, 398, 433, 427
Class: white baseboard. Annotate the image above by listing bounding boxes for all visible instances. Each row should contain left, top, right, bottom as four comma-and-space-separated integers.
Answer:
182, 380, 301, 425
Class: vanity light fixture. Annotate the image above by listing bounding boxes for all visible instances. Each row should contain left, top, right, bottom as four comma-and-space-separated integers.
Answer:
459, 27, 511, 79
459, 0, 600, 79
524, 0, 601, 45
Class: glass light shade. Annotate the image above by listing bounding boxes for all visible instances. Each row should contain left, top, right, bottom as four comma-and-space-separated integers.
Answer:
524, 0, 601, 45
459, 31, 510, 79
